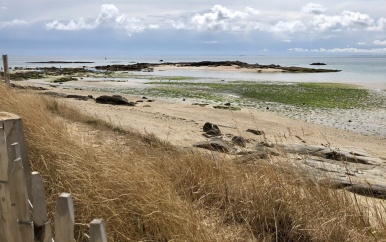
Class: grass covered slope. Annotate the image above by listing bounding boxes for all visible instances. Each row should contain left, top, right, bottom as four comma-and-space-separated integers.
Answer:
0, 83, 384, 241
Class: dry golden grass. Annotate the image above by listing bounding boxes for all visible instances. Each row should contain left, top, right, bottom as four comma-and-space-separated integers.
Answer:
1, 83, 385, 241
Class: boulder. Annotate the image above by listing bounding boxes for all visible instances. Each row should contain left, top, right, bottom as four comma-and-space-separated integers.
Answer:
95, 95, 136, 106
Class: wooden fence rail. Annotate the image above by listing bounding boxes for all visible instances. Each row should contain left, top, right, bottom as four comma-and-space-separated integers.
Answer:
0, 112, 107, 242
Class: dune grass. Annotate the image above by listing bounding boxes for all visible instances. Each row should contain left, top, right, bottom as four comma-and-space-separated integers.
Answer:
1, 83, 385, 241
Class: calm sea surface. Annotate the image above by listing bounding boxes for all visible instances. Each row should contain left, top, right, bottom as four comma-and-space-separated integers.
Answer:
6, 55, 386, 89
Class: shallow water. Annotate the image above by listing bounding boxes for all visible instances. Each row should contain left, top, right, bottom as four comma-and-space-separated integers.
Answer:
6, 55, 386, 89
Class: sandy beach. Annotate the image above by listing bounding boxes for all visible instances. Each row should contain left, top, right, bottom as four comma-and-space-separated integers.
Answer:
17, 70, 386, 159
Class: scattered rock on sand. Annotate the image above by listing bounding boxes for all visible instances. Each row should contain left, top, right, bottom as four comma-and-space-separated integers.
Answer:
203, 122, 222, 136
96, 95, 136, 106
66, 94, 90, 101
232, 136, 247, 147
246, 129, 265, 136
194, 139, 233, 153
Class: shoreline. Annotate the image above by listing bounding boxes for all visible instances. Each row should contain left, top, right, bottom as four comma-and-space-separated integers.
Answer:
12, 78, 386, 158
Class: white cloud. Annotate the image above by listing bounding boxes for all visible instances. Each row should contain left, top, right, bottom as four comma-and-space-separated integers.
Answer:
148, 24, 160, 29
289, 47, 386, 53
271, 20, 306, 33
201, 40, 219, 44
288, 48, 309, 52
302, 3, 326, 15
374, 40, 386, 46
45, 4, 144, 34
357, 42, 366, 45
191, 5, 248, 31
312, 10, 379, 32
245, 7, 259, 16
45, 19, 95, 31
0, 19, 28, 29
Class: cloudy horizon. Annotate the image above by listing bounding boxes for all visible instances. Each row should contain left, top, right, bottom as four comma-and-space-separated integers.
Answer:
1, 1, 386, 56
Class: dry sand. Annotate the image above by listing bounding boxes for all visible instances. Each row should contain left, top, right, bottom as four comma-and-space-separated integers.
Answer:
25, 83, 386, 159
16, 64, 386, 160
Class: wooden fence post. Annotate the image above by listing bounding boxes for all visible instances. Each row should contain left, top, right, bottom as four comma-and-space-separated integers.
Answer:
90, 219, 108, 242
9, 142, 34, 242
0, 112, 32, 201
31, 171, 53, 242
2, 54, 10, 84
55, 193, 74, 242
0, 121, 23, 242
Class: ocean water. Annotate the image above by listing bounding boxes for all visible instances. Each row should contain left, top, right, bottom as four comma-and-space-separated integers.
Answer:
4, 55, 386, 89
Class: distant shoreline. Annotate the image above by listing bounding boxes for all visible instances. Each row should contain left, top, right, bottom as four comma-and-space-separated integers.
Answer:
27, 61, 94, 64
94, 61, 341, 73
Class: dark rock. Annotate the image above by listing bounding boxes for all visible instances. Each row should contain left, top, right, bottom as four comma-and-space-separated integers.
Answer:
147, 100, 155, 102
246, 129, 264, 136
194, 139, 232, 153
143, 105, 151, 107
310, 62, 326, 65
87, 95, 94, 99
41, 92, 68, 98
142, 96, 148, 99
67, 94, 88, 100
224, 102, 231, 106
213, 105, 241, 110
203, 122, 222, 136
232, 136, 246, 147
96, 95, 136, 106
136, 100, 144, 102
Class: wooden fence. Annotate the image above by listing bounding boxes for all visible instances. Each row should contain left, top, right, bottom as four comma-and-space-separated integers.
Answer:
0, 112, 107, 242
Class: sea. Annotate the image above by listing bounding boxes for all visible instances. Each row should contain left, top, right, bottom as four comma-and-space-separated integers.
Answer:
5, 55, 386, 89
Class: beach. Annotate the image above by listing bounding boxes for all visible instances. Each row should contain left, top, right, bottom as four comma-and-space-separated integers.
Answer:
13, 62, 386, 158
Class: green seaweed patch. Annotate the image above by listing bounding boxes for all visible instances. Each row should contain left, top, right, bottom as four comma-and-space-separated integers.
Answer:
238, 83, 370, 109
52, 76, 77, 83
145, 81, 384, 109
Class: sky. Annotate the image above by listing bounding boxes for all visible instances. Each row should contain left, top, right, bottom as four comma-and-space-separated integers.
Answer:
1, 0, 386, 56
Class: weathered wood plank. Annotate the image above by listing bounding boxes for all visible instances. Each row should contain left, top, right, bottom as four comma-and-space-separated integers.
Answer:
31, 171, 53, 242
2, 54, 10, 84
90, 219, 108, 242
31, 171, 49, 226
0, 112, 32, 200
55, 193, 74, 242
9, 148, 34, 242
0, 122, 23, 242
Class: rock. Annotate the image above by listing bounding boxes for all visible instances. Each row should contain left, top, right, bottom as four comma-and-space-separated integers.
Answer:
213, 105, 241, 110
142, 96, 148, 99
203, 122, 215, 132
194, 139, 233, 153
143, 105, 151, 107
95, 95, 136, 106
147, 100, 155, 102
224, 102, 231, 106
232, 136, 246, 147
202, 122, 222, 136
42, 92, 67, 98
66, 94, 89, 101
310, 62, 326, 65
246, 129, 264, 136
